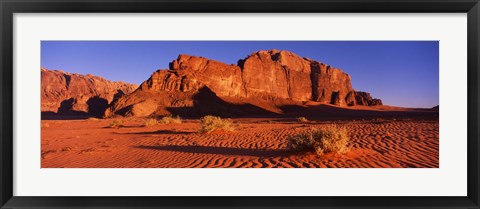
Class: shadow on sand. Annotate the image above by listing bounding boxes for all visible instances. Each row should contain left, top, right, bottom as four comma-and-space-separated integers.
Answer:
121, 130, 192, 135
166, 86, 280, 118
279, 104, 439, 121
133, 145, 290, 157
41, 111, 90, 120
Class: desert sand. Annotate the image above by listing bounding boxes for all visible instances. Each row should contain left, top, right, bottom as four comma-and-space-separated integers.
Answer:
40, 50, 439, 168
41, 106, 438, 168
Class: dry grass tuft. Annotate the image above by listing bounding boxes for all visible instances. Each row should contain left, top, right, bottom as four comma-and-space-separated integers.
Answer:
61, 147, 72, 151
41, 123, 50, 128
199, 115, 234, 133
108, 120, 124, 128
158, 115, 182, 124
287, 124, 350, 155
143, 118, 158, 127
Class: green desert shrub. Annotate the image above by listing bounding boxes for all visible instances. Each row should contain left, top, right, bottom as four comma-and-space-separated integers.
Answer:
287, 124, 350, 155
199, 115, 234, 133
143, 118, 158, 127
297, 117, 309, 123
158, 115, 182, 124
108, 120, 124, 128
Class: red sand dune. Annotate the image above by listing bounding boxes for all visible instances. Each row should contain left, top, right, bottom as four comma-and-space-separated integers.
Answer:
41, 106, 438, 168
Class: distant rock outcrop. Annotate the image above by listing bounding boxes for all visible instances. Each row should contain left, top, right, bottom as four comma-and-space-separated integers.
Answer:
346, 91, 383, 106
41, 68, 138, 117
106, 50, 382, 117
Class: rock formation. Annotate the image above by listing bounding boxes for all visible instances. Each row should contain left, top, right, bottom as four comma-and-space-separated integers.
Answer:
106, 49, 382, 117
346, 91, 383, 106
41, 68, 138, 117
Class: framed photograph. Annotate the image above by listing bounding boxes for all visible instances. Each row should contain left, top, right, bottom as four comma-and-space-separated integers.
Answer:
1, 0, 479, 208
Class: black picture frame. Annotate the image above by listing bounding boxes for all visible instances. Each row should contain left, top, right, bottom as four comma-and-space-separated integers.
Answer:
1, 0, 479, 208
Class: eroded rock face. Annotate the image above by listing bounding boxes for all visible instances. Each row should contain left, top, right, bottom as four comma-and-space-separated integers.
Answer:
309, 60, 354, 106
140, 55, 245, 97
41, 68, 138, 117
239, 50, 313, 101
106, 49, 382, 117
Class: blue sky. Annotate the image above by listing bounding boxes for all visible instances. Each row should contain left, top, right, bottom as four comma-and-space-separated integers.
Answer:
41, 41, 439, 108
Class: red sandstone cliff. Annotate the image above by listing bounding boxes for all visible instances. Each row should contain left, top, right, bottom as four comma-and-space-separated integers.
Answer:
41, 68, 138, 117
105, 50, 382, 117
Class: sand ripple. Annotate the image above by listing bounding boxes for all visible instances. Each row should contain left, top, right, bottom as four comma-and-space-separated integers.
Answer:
41, 118, 439, 168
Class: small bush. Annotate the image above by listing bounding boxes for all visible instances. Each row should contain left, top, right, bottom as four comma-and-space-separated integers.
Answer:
199, 115, 234, 133
41, 123, 50, 128
108, 120, 124, 128
297, 117, 309, 123
143, 118, 158, 127
158, 115, 182, 124
61, 147, 72, 151
287, 124, 350, 155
